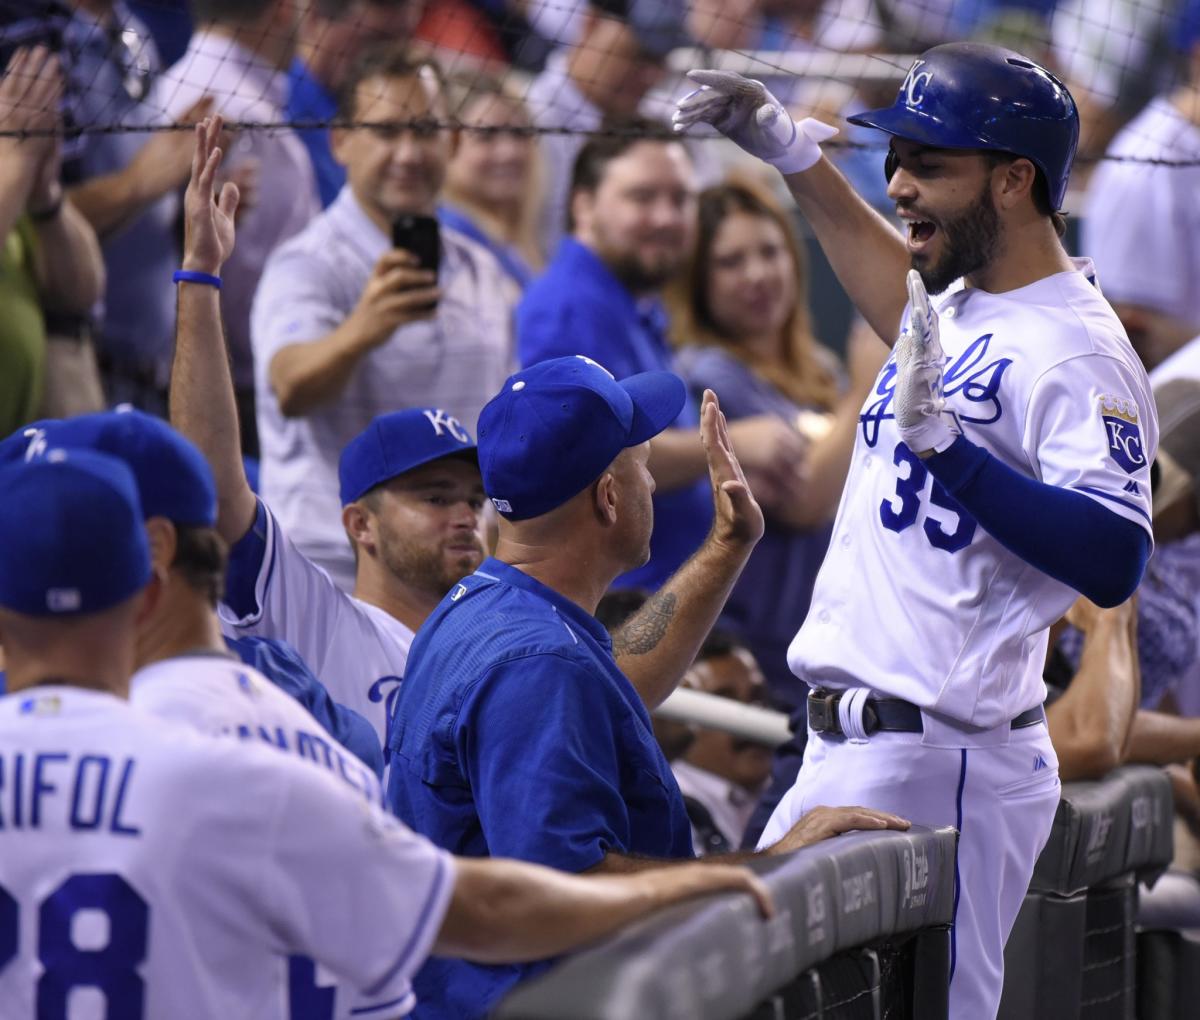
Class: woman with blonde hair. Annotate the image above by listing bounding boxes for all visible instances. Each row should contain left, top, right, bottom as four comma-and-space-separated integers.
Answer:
670, 176, 886, 711
442, 74, 543, 290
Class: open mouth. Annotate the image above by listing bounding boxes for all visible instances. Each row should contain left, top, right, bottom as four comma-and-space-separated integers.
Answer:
907, 219, 937, 251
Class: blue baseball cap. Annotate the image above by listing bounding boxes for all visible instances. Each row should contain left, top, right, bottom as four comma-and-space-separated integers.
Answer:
0, 409, 217, 527
0, 448, 152, 617
339, 408, 479, 506
477, 355, 685, 521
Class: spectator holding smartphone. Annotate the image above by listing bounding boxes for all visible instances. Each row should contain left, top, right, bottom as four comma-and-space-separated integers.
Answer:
251, 48, 517, 592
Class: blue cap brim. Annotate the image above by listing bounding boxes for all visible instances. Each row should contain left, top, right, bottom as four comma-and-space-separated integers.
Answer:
621, 371, 686, 446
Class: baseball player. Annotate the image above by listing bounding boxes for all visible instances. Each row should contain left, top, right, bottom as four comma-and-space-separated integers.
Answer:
675, 43, 1156, 1018
0, 409, 396, 1017
171, 115, 486, 752
0, 449, 775, 1020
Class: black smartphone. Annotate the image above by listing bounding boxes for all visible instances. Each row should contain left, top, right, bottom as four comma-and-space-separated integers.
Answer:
391, 214, 441, 279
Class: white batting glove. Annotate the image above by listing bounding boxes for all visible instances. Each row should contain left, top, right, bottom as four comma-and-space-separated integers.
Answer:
893, 270, 961, 456
672, 69, 838, 175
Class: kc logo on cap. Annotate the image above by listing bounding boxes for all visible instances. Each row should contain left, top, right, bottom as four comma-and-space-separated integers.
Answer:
339, 408, 479, 506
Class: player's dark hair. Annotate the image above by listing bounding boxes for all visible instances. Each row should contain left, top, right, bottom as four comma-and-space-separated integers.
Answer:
566, 119, 680, 232
983, 152, 1068, 237
171, 526, 228, 608
336, 47, 448, 124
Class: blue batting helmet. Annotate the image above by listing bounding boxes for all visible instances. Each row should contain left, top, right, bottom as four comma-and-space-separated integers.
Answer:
848, 42, 1079, 210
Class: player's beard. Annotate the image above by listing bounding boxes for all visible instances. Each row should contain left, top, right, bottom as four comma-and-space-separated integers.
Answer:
913, 182, 1000, 295
378, 530, 484, 600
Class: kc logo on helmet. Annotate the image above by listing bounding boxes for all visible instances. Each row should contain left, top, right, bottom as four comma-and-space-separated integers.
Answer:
902, 60, 934, 109
1099, 395, 1145, 474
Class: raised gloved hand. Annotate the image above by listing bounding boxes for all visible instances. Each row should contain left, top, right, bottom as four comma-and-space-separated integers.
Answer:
893, 270, 961, 456
672, 69, 837, 175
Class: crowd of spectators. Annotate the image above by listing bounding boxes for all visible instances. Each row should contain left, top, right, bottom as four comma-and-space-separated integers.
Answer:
2, 0, 1200, 1013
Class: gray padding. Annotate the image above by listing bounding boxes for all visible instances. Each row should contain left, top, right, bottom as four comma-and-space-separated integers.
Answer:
494, 825, 956, 1020
997, 892, 1088, 1020
1030, 766, 1173, 895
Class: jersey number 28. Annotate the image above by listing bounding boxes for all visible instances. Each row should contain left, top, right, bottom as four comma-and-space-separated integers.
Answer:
0, 873, 147, 1016
880, 443, 978, 553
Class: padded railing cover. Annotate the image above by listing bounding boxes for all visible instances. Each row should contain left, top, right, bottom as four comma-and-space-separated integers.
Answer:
495, 825, 957, 1020
1030, 766, 1174, 896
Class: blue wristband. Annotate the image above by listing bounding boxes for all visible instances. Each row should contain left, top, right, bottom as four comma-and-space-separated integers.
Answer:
173, 269, 221, 290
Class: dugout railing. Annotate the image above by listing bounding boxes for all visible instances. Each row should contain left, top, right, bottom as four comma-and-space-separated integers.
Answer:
997, 765, 1175, 1020
494, 825, 957, 1020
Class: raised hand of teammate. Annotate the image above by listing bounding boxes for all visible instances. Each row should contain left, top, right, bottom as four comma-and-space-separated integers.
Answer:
672, 70, 837, 175
700, 389, 765, 550
183, 114, 239, 276
892, 269, 961, 457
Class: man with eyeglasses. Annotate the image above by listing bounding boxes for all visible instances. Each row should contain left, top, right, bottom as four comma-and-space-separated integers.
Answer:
251, 47, 516, 593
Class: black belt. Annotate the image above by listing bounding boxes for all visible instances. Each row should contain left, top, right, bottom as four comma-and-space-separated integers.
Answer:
807, 688, 1045, 737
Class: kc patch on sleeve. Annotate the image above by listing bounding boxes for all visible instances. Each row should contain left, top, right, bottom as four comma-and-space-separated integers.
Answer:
1099, 395, 1147, 474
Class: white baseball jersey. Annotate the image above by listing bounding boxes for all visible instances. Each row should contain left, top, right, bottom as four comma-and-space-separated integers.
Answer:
1083, 97, 1200, 324
219, 501, 414, 751
130, 654, 405, 1019
790, 259, 1156, 727
0, 686, 454, 1020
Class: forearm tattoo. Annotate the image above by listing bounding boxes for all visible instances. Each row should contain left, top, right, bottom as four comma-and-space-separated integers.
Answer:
612, 591, 677, 656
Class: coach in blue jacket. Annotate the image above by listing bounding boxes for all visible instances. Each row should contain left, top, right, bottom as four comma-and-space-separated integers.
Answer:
386, 355, 908, 1019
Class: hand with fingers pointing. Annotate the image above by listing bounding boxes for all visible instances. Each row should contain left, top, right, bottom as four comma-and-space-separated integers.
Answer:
892, 269, 961, 457
183, 115, 240, 276
672, 70, 838, 175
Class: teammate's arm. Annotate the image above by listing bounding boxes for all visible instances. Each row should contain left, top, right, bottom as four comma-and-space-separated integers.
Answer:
1046, 597, 1140, 781
434, 856, 772, 963
673, 71, 909, 343
613, 391, 762, 708
170, 115, 258, 546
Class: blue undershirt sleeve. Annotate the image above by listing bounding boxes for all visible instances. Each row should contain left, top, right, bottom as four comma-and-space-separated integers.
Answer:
924, 436, 1150, 607
222, 497, 270, 619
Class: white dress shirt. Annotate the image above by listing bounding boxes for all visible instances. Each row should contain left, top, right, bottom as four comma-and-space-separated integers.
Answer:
251, 187, 517, 589
672, 759, 764, 853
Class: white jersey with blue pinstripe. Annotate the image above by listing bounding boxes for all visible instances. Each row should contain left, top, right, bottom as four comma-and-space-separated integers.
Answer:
0, 687, 454, 1020
789, 259, 1156, 727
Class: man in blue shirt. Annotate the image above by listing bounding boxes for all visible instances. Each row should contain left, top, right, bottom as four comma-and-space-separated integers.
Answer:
387, 355, 909, 1019
287, 0, 423, 207
517, 129, 809, 589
